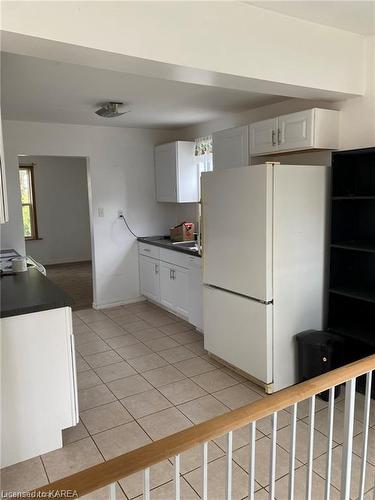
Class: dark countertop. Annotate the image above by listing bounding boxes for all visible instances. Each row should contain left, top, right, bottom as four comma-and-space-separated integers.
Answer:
1, 268, 73, 318
138, 236, 201, 257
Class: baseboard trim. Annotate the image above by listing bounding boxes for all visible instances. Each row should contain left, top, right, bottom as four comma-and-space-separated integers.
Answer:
93, 296, 146, 310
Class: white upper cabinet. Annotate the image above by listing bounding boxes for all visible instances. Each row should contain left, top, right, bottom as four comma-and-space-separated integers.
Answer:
249, 108, 339, 156
212, 125, 249, 170
155, 141, 198, 203
249, 118, 278, 156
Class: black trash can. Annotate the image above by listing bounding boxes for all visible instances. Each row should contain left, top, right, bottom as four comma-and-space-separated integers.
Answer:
296, 330, 346, 401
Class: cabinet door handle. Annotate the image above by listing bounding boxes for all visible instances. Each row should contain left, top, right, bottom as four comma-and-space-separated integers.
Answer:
155, 264, 159, 274
169, 269, 173, 280
272, 130, 276, 147
277, 128, 281, 145
172, 270, 176, 280
143, 248, 151, 253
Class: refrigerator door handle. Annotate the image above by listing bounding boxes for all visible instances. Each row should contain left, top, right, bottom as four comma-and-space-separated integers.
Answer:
204, 284, 273, 305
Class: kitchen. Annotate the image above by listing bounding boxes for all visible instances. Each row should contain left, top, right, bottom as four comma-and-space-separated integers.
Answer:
1, 1, 375, 497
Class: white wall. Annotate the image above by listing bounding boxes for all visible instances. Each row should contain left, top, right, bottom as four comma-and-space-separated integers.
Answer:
19, 155, 91, 265
2, 121, 179, 308
2, 1, 365, 98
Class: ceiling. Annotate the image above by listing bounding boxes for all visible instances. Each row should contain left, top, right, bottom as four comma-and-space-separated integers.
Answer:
248, 1, 375, 35
1, 52, 284, 129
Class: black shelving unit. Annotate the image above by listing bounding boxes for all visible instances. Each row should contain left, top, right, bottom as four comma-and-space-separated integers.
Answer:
327, 147, 375, 375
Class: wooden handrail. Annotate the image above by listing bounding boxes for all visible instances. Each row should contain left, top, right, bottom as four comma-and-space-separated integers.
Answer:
31, 354, 375, 498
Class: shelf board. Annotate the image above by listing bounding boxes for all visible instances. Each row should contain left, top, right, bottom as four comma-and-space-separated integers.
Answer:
328, 323, 375, 348
332, 196, 375, 200
329, 286, 375, 304
331, 241, 375, 254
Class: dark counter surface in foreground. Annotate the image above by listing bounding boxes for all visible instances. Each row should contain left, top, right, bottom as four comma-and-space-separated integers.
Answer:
1, 268, 72, 318
138, 236, 201, 257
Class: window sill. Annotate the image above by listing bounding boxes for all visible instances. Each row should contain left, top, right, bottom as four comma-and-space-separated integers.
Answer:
25, 237, 43, 241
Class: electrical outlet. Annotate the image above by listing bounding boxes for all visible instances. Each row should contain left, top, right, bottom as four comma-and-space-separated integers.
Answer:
118, 210, 124, 218
98, 207, 104, 218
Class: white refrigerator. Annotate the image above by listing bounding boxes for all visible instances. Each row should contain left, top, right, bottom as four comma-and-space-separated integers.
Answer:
201, 163, 329, 392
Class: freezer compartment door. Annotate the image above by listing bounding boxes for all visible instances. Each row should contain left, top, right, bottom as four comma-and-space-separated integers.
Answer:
203, 285, 273, 384
201, 165, 273, 302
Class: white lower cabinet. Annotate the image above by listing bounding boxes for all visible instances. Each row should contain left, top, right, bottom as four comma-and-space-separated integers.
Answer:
139, 245, 202, 325
139, 255, 160, 302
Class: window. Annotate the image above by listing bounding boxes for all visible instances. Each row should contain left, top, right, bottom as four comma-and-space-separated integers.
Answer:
195, 136, 213, 199
19, 166, 38, 240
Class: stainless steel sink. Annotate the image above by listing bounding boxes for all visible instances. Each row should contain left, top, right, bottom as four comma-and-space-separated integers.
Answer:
171, 241, 199, 251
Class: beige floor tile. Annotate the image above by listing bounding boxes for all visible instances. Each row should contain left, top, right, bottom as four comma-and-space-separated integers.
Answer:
106, 335, 140, 349
88, 319, 119, 333
0, 457, 48, 494
159, 346, 197, 364
173, 357, 216, 377
119, 460, 174, 499
178, 442, 224, 474
159, 322, 192, 335
140, 477, 199, 499
115, 343, 153, 360
276, 420, 334, 464
81, 482, 125, 499
76, 339, 111, 356
137, 407, 193, 440
305, 407, 363, 445
81, 400, 133, 434
254, 489, 271, 500
233, 436, 303, 488
124, 320, 152, 334
213, 424, 264, 452
213, 384, 262, 410
143, 336, 180, 352
94, 361, 137, 383
75, 331, 101, 346
184, 456, 257, 500
62, 420, 89, 445
132, 328, 166, 341
96, 326, 129, 340
191, 369, 239, 393
78, 384, 116, 411
75, 353, 91, 373
93, 421, 151, 460
353, 427, 375, 465
142, 365, 186, 387
113, 313, 141, 326
76, 309, 107, 323
121, 389, 173, 419
158, 379, 208, 405
84, 350, 123, 368
127, 353, 169, 372
107, 374, 153, 399
285, 396, 328, 419
77, 369, 102, 390
364, 489, 374, 499
336, 391, 375, 427
42, 437, 103, 482
313, 445, 375, 499
136, 312, 176, 328
256, 410, 292, 436
274, 464, 340, 500
223, 367, 250, 383
178, 395, 229, 424
185, 340, 207, 356
169, 331, 202, 345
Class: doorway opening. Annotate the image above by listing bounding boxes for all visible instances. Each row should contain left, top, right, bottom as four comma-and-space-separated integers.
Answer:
18, 155, 94, 310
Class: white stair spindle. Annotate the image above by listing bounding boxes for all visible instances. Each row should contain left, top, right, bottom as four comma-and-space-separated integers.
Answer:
144, 467, 150, 500
174, 454, 181, 500
358, 371, 373, 500
248, 422, 256, 500
202, 442, 208, 500
288, 403, 297, 500
306, 396, 316, 500
341, 378, 356, 500
324, 387, 335, 500
226, 431, 233, 500
109, 482, 116, 500
269, 412, 278, 500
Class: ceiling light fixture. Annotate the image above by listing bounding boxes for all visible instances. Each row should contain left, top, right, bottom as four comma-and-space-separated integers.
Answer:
95, 101, 129, 118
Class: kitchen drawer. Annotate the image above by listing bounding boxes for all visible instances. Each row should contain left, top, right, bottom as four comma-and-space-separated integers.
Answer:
138, 242, 160, 259
159, 248, 190, 268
